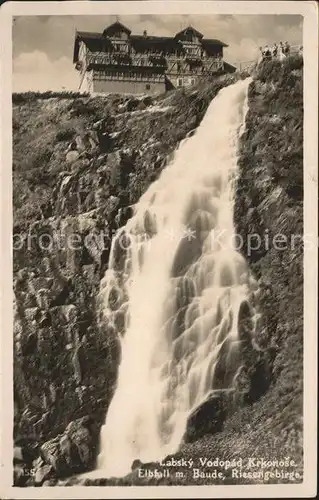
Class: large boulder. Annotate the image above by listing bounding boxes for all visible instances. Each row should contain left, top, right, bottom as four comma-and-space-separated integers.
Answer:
183, 391, 226, 443
34, 463, 55, 486
39, 416, 101, 478
40, 436, 68, 476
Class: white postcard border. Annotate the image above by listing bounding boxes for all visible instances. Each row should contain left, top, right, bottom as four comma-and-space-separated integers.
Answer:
0, 2, 317, 498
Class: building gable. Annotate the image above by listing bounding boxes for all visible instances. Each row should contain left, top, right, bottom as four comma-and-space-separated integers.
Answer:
103, 22, 131, 39
174, 26, 204, 43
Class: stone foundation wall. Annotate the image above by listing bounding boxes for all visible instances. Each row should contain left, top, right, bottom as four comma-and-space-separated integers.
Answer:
92, 77, 165, 95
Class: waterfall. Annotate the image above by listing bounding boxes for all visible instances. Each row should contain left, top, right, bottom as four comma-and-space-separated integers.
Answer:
97, 78, 256, 477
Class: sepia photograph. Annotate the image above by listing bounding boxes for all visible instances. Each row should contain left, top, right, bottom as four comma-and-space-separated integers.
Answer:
0, 1, 317, 498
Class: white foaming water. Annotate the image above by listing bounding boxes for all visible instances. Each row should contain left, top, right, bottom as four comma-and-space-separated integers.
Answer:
96, 78, 256, 477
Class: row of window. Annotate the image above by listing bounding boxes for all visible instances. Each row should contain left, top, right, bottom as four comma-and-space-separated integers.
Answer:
86, 57, 221, 74
92, 70, 165, 82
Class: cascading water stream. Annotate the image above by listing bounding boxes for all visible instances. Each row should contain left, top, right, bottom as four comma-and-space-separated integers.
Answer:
96, 78, 257, 477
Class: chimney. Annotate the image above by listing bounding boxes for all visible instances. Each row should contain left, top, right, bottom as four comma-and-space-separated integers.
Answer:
143, 30, 148, 38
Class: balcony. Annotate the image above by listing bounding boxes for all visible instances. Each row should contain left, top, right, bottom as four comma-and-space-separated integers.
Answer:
80, 51, 223, 73
148, 53, 167, 67
202, 58, 224, 72
85, 51, 167, 69
166, 55, 224, 75
185, 52, 202, 61
86, 52, 132, 67
112, 49, 130, 57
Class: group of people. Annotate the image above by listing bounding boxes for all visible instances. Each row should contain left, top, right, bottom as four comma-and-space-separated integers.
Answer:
259, 41, 291, 62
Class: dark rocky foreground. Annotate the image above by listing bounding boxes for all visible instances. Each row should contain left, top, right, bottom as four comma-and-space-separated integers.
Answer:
13, 55, 303, 486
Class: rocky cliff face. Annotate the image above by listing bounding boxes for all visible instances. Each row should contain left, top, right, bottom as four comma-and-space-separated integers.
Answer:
13, 73, 246, 485
234, 54, 303, 464
12, 56, 303, 486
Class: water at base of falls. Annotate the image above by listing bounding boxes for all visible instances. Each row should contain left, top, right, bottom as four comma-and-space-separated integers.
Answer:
95, 78, 257, 478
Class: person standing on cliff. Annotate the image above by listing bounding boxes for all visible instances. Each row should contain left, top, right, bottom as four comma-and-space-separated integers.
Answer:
263, 44, 272, 59
278, 42, 287, 62
284, 41, 290, 55
258, 47, 264, 64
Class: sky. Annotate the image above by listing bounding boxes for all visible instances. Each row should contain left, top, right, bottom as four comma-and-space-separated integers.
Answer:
12, 14, 303, 92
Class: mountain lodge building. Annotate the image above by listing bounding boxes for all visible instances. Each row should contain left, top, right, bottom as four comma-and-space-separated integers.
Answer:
73, 22, 235, 95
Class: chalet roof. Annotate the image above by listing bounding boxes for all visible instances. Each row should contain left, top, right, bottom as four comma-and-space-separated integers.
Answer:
73, 31, 106, 62
174, 26, 204, 39
103, 21, 132, 36
202, 39, 229, 54
130, 35, 182, 53
73, 28, 228, 62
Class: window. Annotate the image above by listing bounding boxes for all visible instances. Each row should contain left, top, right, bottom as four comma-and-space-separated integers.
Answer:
112, 41, 128, 53
177, 78, 183, 87
185, 30, 194, 42
186, 47, 198, 56
110, 31, 128, 40
146, 84, 151, 90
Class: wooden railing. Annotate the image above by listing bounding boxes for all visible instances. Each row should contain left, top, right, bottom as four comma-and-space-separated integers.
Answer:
236, 60, 258, 73
84, 52, 164, 68
81, 51, 224, 73
86, 52, 132, 66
